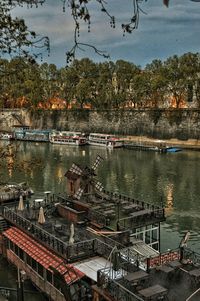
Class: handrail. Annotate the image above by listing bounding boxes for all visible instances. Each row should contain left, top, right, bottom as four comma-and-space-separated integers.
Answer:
97, 269, 144, 301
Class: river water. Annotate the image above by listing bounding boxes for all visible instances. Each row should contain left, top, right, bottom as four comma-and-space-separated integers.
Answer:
1, 141, 200, 299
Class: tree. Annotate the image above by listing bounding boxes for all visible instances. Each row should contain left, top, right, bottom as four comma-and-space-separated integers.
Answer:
145, 60, 167, 108
180, 53, 200, 105
164, 53, 200, 108
72, 58, 98, 108
0, 0, 49, 64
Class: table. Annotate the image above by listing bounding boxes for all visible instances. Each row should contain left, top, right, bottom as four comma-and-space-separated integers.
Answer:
130, 209, 151, 217
124, 270, 149, 283
44, 191, 51, 202
103, 203, 115, 208
138, 284, 167, 300
168, 260, 182, 269
54, 224, 62, 231
103, 209, 116, 218
34, 198, 44, 208
158, 265, 174, 274
123, 204, 138, 213
189, 268, 200, 278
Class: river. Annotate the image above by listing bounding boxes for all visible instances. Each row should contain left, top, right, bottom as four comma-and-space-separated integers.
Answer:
1, 141, 200, 299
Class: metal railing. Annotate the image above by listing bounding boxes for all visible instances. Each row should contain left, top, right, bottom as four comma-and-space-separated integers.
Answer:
102, 189, 164, 211
2, 206, 96, 262
97, 269, 144, 301
2, 206, 149, 270
183, 248, 200, 266
118, 208, 165, 230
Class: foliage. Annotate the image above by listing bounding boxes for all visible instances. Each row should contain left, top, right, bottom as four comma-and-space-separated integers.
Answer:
0, 0, 49, 63
0, 52, 199, 110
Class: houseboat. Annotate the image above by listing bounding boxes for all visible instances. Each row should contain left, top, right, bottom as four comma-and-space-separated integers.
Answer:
13, 127, 51, 142
0, 156, 200, 301
88, 133, 124, 148
50, 131, 87, 146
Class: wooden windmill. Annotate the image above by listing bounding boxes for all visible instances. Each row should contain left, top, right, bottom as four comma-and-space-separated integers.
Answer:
65, 155, 104, 201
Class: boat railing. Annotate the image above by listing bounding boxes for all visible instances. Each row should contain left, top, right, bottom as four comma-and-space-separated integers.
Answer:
2, 206, 147, 268
102, 189, 164, 212
97, 268, 144, 301
2, 206, 126, 263
118, 208, 165, 230
183, 247, 200, 267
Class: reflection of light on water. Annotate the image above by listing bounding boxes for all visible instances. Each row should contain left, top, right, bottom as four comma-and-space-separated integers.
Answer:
56, 166, 63, 183
7, 146, 14, 177
30, 170, 34, 179
165, 183, 174, 215
82, 150, 86, 156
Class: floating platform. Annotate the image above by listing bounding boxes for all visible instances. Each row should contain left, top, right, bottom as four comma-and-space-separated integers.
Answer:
166, 147, 182, 153
124, 143, 167, 152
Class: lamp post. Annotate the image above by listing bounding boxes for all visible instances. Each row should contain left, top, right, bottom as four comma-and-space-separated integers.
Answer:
17, 269, 26, 301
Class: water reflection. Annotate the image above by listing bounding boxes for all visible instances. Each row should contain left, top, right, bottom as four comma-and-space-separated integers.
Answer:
1, 141, 200, 253
165, 183, 174, 216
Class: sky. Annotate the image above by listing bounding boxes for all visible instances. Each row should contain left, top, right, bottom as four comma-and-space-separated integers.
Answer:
13, 0, 200, 68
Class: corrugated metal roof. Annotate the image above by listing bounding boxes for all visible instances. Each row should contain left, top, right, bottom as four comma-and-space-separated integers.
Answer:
130, 240, 159, 258
3, 227, 84, 284
74, 256, 126, 282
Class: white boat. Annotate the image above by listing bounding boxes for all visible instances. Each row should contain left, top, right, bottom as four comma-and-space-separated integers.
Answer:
50, 131, 87, 146
0, 133, 13, 140
88, 133, 124, 148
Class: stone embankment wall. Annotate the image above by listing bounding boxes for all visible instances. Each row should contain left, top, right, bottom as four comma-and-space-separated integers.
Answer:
1, 108, 200, 140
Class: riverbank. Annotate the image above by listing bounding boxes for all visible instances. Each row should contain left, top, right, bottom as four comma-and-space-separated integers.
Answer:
1, 108, 200, 141
123, 136, 200, 150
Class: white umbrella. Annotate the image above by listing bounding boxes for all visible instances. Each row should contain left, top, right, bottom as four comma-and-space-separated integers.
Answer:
18, 195, 24, 211
38, 207, 45, 224
69, 223, 75, 244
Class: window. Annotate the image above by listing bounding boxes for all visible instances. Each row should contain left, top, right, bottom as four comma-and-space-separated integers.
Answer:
47, 270, 53, 284
26, 254, 32, 267
37, 263, 44, 277
54, 276, 61, 291
14, 245, 19, 256
9, 241, 14, 251
32, 259, 37, 271
19, 248, 24, 260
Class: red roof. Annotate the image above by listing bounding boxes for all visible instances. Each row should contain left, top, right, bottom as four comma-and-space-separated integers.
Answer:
3, 227, 84, 284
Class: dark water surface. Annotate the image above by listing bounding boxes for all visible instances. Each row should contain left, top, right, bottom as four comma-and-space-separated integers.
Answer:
1, 141, 200, 299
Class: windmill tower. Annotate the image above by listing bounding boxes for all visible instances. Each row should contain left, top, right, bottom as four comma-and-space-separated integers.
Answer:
64, 155, 104, 201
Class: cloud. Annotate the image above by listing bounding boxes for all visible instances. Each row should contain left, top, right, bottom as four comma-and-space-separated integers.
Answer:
11, 0, 200, 67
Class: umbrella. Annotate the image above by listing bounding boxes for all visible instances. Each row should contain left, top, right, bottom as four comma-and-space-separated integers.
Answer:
69, 223, 75, 244
38, 207, 45, 224
18, 195, 24, 211
179, 230, 190, 248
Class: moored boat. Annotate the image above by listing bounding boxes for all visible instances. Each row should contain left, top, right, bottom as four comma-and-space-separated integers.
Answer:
0, 182, 33, 203
50, 131, 87, 146
0, 133, 14, 140
88, 132, 124, 148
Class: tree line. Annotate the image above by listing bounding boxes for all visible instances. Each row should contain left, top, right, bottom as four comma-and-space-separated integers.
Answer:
0, 52, 199, 110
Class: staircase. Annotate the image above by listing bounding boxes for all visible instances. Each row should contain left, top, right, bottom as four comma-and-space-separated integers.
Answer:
0, 217, 9, 233
11, 113, 24, 125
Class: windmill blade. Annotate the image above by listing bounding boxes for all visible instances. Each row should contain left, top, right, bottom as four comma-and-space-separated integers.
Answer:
74, 187, 84, 200
94, 180, 104, 192
69, 163, 83, 176
92, 155, 104, 171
